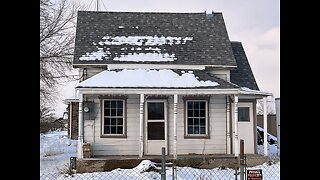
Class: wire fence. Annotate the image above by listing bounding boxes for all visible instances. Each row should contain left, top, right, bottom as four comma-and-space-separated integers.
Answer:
40, 154, 279, 180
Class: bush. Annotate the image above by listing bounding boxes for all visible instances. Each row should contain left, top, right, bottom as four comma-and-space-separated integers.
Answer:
40, 121, 66, 133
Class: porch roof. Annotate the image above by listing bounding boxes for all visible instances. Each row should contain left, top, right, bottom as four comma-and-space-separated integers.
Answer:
76, 69, 239, 89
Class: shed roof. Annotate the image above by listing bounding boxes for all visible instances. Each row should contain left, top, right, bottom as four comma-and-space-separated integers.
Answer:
230, 42, 259, 90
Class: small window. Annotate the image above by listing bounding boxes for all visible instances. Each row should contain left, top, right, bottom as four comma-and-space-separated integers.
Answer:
238, 107, 250, 122
185, 100, 208, 137
102, 99, 126, 137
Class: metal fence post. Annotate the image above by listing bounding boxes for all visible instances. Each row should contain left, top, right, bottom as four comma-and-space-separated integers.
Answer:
239, 139, 245, 180
161, 147, 166, 180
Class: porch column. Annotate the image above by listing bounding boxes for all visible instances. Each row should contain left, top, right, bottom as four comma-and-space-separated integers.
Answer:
263, 97, 268, 156
77, 93, 84, 159
234, 95, 239, 156
226, 96, 231, 154
69, 102, 72, 139
139, 94, 145, 158
173, 94, 178, 159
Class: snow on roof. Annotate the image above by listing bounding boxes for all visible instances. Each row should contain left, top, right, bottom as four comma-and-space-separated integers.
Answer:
77, 69, 219, 88
240, 87, 272, 96
79, 35, 193, 62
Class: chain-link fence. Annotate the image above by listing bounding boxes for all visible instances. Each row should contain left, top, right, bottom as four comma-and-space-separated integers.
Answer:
40, 154, 279, 180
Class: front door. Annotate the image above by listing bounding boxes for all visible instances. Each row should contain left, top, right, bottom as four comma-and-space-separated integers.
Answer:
145, 100, 167, 155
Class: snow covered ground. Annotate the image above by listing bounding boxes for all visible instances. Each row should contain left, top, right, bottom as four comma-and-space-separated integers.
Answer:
40, 130, 279, 180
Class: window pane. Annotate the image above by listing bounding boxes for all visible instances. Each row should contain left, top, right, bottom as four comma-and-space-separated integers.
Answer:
117, 108, 123, 116
111, 109, 117, 116
238, 107, 250, 121
200, 127, 206, 134
111, 118, 116, 125
187, 109, 193, 117
148, 102, 164, 120
105, 118, 110, 125
188, 126, 193, 134
200, 102, 206, 109
200, 118, 206, 126
111, 126, 117, 134
111, 101, 116, 108
194, 109, 200, 117
194, 126, 200, 134
104, 126, 110, 134
117, 101, 123, 108
117, 126, 123, 134
194, 118, 199, 125
188, 118, 193, 126
194, 102, 199, 109
148, 122, 164, 140
117, 118, 123, 125
104, 109, 110, 116
187, 101, 193, 109
104, 101, 110, 108
200, 110, 206, 117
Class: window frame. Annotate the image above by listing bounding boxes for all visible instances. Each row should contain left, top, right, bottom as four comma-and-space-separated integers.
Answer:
100, 98, 127, 138
184, 98, 210, 138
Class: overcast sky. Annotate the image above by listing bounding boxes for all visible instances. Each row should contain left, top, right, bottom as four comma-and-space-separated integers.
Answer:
54, 0, 280, 117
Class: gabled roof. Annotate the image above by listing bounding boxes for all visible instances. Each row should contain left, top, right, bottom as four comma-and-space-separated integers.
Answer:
73, 11, 237, 67
230, 42, 259, 90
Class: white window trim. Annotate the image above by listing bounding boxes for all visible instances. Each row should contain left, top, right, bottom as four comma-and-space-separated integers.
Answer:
101, 99, 127, 138
185, 99, 209, 138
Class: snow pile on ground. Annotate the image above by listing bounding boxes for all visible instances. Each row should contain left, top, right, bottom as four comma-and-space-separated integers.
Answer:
40, 130, 77, 178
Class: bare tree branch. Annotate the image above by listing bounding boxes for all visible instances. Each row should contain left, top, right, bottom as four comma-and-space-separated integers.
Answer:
40, 0, 81, 112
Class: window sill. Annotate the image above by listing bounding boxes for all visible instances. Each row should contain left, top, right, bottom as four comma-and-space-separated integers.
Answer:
184, 135, 210, 139
100, 135, 127, 138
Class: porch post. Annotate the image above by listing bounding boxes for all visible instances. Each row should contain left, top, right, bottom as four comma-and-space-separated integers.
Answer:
139, 94, 145, 158
234, 95, 239, 156
226, 96, 231, 154
263, 97, 268, 156
173, 94, 178, 159
77, 92, 83, 159
69, 102, 72, 139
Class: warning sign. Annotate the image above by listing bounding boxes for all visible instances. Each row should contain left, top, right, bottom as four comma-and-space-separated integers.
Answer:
247, 169, 262, 180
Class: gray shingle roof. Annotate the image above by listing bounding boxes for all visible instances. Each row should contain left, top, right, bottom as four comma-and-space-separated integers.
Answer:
73, 11, 237, 66
230, 42, 259, 90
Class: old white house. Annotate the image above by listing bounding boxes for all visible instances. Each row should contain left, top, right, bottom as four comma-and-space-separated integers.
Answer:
66, 11, 272, 159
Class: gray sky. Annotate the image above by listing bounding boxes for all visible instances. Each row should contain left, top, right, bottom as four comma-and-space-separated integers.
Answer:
54, 0, 280, 117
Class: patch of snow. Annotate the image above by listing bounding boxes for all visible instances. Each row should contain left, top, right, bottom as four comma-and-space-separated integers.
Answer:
77, 69, 219, 88
79, 48, 109, 61
113, 53, 176, 62
98, 35, 193, 46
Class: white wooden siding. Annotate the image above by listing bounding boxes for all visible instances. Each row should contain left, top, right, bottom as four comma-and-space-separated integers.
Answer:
83, 95, 140, 156
83, 94, 227, 156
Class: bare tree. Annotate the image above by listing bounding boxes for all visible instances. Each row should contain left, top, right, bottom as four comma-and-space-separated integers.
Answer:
40, 0, 79, 109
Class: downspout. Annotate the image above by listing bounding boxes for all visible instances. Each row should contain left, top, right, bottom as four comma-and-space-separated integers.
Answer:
77, 92, 84, 159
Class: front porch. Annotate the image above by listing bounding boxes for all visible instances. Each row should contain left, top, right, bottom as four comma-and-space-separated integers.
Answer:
75, 154, 271, 173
